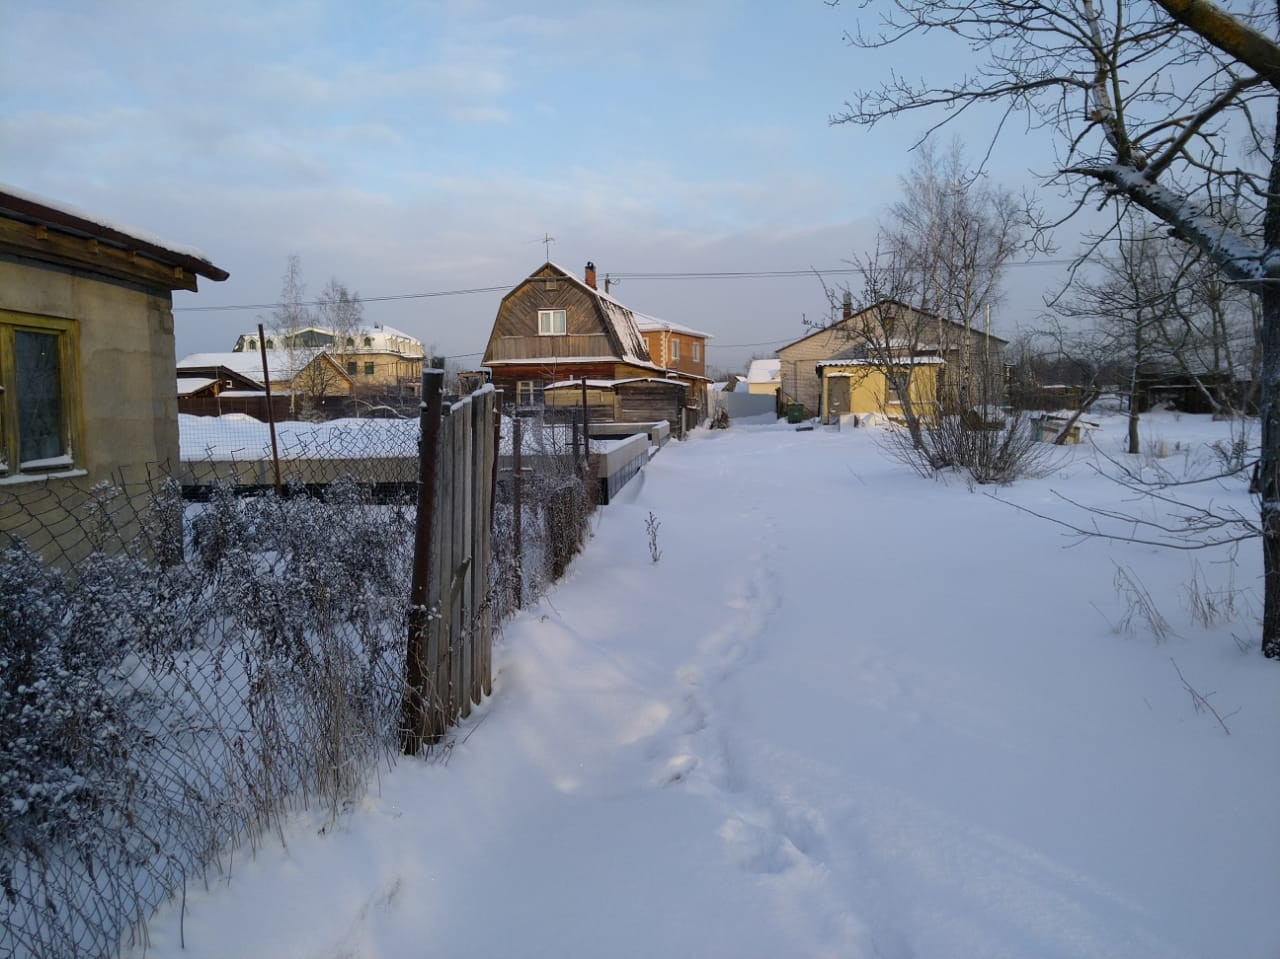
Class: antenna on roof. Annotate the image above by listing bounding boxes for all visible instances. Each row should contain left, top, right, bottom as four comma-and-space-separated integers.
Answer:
524, 233, 556, 260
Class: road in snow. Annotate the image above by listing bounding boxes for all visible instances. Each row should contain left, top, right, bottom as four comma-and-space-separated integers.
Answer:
130, 416, 1280, 958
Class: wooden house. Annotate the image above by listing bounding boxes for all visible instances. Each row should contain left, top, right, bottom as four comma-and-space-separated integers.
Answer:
177, 349, 353, 420
543, 377, 690, 438
0, 187, 227, 560
483, 262, 707, 433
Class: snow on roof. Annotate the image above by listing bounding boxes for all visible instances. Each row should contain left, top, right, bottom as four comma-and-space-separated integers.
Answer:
532, 262, 654, 367
232, 325, 424, 356
0, 183, 228, 280
178, 350, 318, 381
176, 377, 216, 395
633, 312, 713, 339
746, 359, 781, 383
486, 355, 653, 366
817, 355, 945, 367
544, 377, 687, 391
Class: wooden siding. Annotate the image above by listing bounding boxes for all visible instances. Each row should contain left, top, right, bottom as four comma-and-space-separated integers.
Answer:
486, 333, 613, 362
483, 263, 653, 368
618, 381, 686, 437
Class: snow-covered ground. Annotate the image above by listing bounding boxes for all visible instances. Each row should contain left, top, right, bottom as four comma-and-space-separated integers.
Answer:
131, 412, 1279, 959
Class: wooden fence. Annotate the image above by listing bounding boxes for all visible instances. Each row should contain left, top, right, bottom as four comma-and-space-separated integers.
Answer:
402, 374, 499, 749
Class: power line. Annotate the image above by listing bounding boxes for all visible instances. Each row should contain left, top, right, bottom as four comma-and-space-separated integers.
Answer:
173, 284, 514, 313
174, 260, 1078, 313
607, 261, 1076, 281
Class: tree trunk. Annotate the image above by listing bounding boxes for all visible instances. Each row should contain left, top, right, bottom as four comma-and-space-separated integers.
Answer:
1127, 373, 1141, 454
1259, 279, 1280, 658
1260, 103, 1280, 659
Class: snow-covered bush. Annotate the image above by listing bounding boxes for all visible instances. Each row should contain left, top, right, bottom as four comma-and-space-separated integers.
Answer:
2, 470, 414, 959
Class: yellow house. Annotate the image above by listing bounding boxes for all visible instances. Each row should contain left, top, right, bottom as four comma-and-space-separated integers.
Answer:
232, 324, 424, 400
745, 358, 782, 396
818, 357, 943, 425
0, 187, 227, 561
778, 298, 1006, 417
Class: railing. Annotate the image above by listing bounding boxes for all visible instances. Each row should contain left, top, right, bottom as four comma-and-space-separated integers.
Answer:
485, 334, 614, 362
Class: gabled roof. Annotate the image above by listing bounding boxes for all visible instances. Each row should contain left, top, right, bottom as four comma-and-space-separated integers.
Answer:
746, 358, 781, 383
544, 377, 689, 391
777, 299, 1009, 355
487, 262, 650, 368
177, 350, 351, 384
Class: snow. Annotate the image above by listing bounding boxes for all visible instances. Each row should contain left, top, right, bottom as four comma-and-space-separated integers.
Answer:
179, 414, 419, 459
747, 358, 781, 383
0, 181, 213, 262
131, 411, 1279, 958
633, 312, 714, 339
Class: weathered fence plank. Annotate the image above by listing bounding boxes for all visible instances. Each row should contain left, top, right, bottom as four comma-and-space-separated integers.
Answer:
403, 385, 500, 744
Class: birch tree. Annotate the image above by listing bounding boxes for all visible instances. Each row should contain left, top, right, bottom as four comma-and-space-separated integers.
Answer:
831, 0, 1280, 657
269, 254, 313, 417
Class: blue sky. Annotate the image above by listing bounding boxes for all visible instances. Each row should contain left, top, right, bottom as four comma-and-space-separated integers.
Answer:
2, 1, 1074, 371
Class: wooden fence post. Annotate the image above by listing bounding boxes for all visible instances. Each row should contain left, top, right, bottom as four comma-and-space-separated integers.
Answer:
400, 368, 444, 754
512, 417, 523, 610
256, 322, 282, 494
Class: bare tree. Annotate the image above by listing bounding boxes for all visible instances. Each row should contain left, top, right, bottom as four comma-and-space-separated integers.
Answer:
818, 242, 937, 449
267, 254, 314, 418
1052, 215, 1171, 453
1154, 227, 1262, 416
317, 278, 365, 414
888, 139, 1039, 379
830, 0, 1280, 657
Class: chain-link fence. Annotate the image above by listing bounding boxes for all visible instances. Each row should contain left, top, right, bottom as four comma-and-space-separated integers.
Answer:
0, 401, 595, 959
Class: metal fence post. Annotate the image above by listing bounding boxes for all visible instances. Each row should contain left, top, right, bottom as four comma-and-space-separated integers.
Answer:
401, 368, 444, 753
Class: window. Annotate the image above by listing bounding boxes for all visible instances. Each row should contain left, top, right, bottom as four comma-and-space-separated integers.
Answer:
345, 336, 355, 348
538, 309, 567, 335
0, 311, 79, 477
363, 336, 373, 347
692, 341, 700, 362
364, 362, 375, 376
670, 337, 680, 361
516, 379, 544, 407
346, 361, 357, 375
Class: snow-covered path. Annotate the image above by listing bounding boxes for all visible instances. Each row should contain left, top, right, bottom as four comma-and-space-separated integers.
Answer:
131, 420, 1280, 959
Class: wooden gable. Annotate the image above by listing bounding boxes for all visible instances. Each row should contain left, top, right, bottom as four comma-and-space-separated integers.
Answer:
482, 263, 653, 367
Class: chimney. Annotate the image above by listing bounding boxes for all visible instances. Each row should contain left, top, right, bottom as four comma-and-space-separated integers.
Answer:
584, 261, 597, 290
842, 291, 853, 322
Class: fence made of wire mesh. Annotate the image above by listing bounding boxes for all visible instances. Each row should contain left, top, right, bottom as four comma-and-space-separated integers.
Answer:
0, 396, 593, 959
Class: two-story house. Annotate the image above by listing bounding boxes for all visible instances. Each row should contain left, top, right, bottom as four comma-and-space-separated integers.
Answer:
483, 262, 709, 433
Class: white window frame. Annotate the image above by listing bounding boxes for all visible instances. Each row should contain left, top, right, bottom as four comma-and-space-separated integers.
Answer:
670, 337, 680, 361
538, 309, 567, 335
516, 379, 545, 408
692, 341, 700, 362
